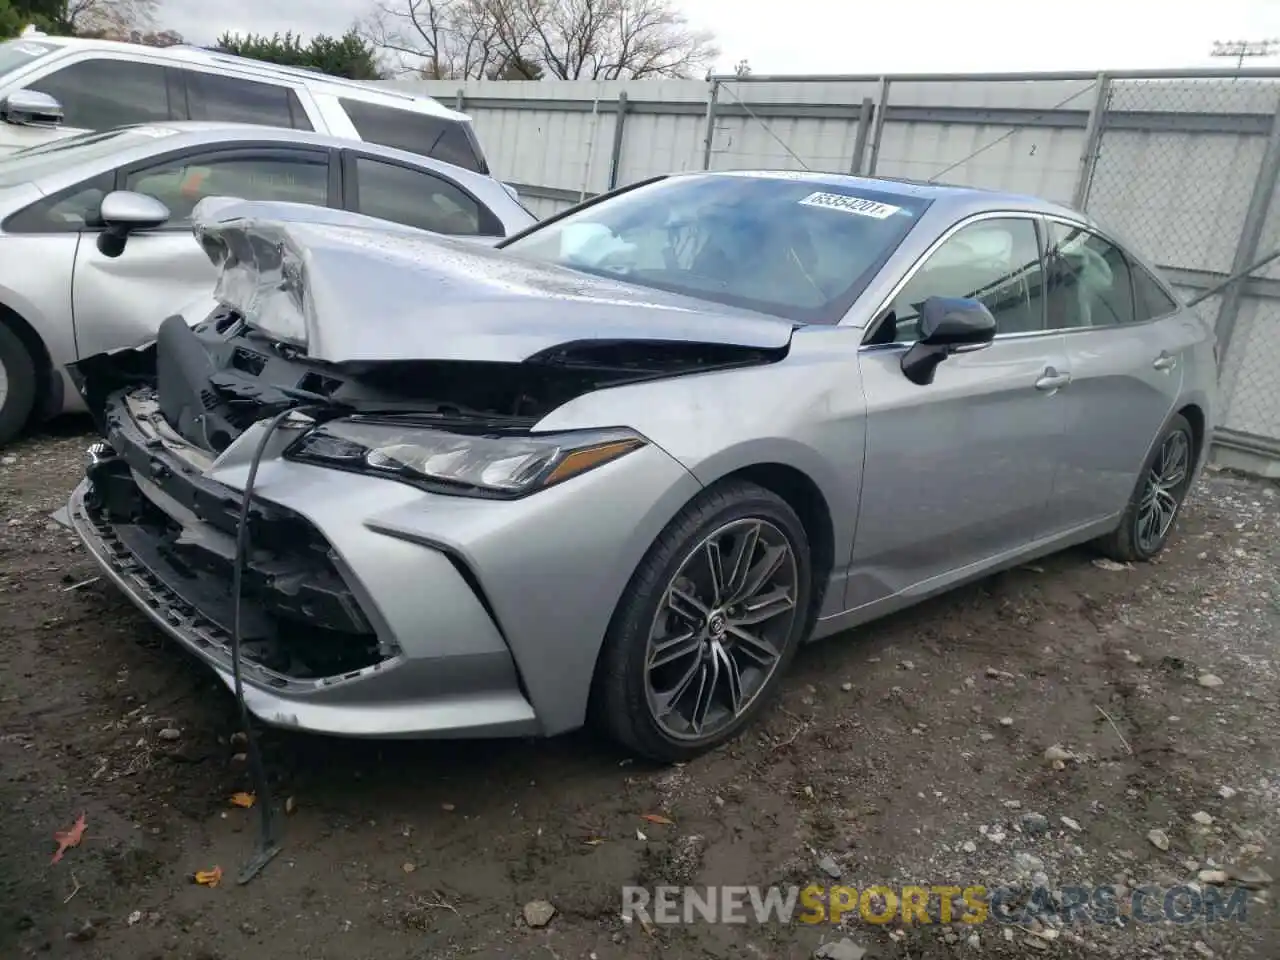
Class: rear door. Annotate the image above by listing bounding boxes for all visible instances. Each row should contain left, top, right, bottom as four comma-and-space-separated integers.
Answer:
850, 213, 1069, 608
71, 144, 336, 358
1040, 218, 1191, 531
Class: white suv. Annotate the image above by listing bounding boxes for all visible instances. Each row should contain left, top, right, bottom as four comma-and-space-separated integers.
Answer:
0, 33, 492, 174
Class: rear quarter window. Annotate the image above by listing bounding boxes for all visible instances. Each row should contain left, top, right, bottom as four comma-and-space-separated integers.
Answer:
338, 98, 484, 172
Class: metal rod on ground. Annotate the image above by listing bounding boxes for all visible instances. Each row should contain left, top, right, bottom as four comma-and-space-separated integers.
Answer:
1211, 93, 1280, 371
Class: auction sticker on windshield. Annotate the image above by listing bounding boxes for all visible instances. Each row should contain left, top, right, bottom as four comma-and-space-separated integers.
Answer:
798, 192, 902, 219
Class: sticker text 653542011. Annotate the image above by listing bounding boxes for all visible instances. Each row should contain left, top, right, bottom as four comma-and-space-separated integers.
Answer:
798, 192, 903, 220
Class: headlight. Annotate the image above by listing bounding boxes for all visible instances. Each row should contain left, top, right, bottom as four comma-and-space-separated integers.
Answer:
286, 419, 647, 498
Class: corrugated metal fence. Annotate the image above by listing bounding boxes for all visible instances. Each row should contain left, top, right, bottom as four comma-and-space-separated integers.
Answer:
387, 71, 1280, 474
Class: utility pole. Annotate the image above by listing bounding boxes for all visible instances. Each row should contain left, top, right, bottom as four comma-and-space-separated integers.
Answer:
1210, 39, 1280, 69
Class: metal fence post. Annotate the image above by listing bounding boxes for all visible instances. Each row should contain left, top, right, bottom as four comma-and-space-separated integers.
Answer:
607, 92, 629, 189
701, 79, 720, 170
1072, 72, 1110, 210
455, 88, 464, 112
1214, 94, 1280, 369
866, 77, 890, 176
849, 97, 874, 175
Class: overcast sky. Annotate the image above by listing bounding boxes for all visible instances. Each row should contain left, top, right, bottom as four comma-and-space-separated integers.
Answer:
162, 0, 1280, 75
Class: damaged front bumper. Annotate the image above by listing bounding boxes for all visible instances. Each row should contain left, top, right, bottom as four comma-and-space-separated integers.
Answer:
68, 386, 539, 739
66, 377, 705, 739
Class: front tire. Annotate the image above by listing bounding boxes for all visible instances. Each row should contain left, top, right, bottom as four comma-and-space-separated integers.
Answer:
592, 480, 813, 763
1097, 413, 1195, 563
0, 322, 38, 448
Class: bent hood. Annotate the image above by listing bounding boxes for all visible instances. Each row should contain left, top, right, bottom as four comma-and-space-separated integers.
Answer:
190, 207, 795, 364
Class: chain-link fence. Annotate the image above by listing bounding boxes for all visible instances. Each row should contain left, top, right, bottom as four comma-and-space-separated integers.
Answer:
405, 68, 1280, 471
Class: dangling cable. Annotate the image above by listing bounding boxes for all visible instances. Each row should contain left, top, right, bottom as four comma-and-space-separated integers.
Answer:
230, 405, 317, 885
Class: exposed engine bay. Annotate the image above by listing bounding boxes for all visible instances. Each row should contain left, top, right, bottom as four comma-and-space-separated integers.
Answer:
73, 305, 786, 455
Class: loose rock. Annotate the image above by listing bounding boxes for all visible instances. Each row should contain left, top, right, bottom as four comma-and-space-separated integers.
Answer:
1192, 811, 1214, 826
1217, 785, 1237, 800
1043, 745, 1074, 764
1060, 816, 1082, 832
1197, 674, 1224, 688
157, 728, 181, 741
817, 855, 842, 880
523, 900, 556, 928
814, 938, 867, 960
1197, 869, 1228, 885
998, 717, 1014, 727
1148, 829, 1170, 851
1020, 812, 1050, 836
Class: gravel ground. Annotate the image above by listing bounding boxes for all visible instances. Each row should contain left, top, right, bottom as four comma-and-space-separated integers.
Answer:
1, 419, 1277, 960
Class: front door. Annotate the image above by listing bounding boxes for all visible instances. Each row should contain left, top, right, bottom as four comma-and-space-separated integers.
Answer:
72, 146, 333, 359
848, 214, 1067, 609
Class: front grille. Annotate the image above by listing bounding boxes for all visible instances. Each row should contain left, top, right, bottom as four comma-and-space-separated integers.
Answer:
84, 446, 392, 684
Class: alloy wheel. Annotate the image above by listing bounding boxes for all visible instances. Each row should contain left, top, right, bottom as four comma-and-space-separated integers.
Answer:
644, 518, 799, 742
1135, 428, 1191, 554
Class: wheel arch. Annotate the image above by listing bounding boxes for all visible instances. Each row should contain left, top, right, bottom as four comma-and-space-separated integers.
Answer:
0, 299, 58, 422
1175, 402, 1207, 466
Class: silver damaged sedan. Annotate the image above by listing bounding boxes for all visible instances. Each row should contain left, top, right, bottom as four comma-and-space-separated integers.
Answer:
67, 171, 1217, 761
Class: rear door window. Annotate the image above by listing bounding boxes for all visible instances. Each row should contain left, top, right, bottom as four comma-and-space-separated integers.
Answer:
352, 155, 498, 235
339, 98, 484, 172
1130, 261, 1180, 321
179, 70, 312, 130
25, 58, 171, 129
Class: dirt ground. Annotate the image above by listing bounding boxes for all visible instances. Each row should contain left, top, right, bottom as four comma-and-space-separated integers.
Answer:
1, 418, 1277, 960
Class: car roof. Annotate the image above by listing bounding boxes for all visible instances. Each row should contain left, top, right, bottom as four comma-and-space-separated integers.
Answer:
684, 169, 1085, 222
12, 35, 467, 123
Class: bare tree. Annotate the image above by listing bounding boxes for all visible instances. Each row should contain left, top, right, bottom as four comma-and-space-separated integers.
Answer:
362, 0, 716, 80
62, 0, 157, 37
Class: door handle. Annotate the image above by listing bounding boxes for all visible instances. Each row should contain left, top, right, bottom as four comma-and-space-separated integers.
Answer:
1035, 369, 1071, 391
1153, 353, 1176, 371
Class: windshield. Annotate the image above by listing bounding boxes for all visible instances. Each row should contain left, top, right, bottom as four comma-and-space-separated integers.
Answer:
0, 126, 176, 189
500, 173, 930, 323
0, 38, 60, 77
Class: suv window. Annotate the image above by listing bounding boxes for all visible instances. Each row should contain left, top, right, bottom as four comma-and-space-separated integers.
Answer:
353, 157, 489, 235
124, 152, 329, 222
878, 217, 1045, 343
181, 70, 313, 130
1045, 222, 1135, 328
1131, 261, 1180, 321
339, 98, 484, 172
26, 59, 171, 130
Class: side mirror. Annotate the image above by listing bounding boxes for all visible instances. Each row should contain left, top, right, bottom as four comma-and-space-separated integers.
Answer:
96, 191, 171, 258
0, 89, 63, 126
900, 296, 996, 386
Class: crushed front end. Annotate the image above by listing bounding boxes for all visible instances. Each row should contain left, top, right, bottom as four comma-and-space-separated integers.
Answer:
65, 209, 789, 738
64, 311, 556, 738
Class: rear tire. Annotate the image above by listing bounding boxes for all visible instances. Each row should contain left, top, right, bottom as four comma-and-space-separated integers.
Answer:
1096, 413, 1195, 563
0, 322, 37, 448
591, 480, 813, 763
